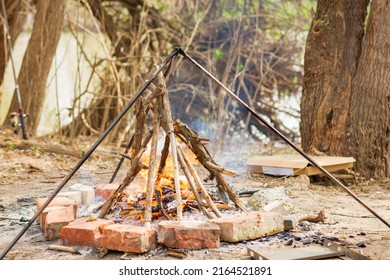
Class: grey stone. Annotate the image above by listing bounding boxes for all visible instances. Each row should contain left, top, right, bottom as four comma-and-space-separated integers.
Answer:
248, 187, 294, 213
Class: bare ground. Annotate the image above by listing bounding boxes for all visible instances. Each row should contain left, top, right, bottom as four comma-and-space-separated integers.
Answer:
0, 133, 389, 260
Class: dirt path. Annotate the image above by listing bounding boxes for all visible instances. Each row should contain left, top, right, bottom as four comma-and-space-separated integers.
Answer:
1, 137, 389, 260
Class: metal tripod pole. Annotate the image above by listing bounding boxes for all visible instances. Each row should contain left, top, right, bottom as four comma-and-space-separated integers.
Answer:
179, 48, 390, 229
0, 47, 180, 260
1, 0, 28, 140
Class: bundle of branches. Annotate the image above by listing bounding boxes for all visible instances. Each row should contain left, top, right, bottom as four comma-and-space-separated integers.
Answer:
98, 71, 247, 226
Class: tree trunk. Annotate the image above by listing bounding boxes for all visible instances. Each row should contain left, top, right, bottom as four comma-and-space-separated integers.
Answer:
6, 0, 65, 134
344, 0, 390, 178
0, 0, 27, 86
300, 0, 369, 155
302, 0, 390, 178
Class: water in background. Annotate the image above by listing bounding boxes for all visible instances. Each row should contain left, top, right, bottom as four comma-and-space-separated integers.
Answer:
0, 31, 104, 136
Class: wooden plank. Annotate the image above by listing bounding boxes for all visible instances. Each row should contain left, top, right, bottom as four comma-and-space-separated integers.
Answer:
246, 155, 355, 176
296, 162, 355, 176
247, 246, 345, 260
246, 155, 308, 169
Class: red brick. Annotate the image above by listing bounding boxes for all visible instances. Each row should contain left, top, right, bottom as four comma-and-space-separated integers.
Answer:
209, 211, 284, 242
39, 206, 67, 230
96, 224, 157, 253
36, 197, 77, 214
157, 220, 220, 249
36, 197, 77, 230
44, 205, 76, 240
61, 218, 115, 247
95, 183, 120, 200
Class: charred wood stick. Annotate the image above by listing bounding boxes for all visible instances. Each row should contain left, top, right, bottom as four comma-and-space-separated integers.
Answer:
98, 131, 153, 219
144, 108, 160, 227
158, 135, 170, 175
204, 161, 236, 177
177, 145, 221, 218
176, 142, 213, 219
155, 190, 172, 220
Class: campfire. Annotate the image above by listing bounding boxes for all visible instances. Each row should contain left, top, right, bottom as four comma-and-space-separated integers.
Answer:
97, 71, 248, 225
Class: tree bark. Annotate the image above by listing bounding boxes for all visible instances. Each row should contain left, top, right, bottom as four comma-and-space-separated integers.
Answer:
302, 0, 390, 178
300, 0, 369, 155
344, 0, 390, 178
6, 0, 65, 134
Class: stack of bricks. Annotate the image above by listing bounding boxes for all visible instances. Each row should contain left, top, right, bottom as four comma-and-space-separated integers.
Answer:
60, 218, 157, 253
36, 197, 78, 240
37, 192, 284, 253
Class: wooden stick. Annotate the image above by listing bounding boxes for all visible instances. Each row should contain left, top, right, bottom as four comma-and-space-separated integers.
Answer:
298, 210, 326, 223
176, 142, 213, 219
132, 99, 147, 154
156, 73, 183, 221
98, 131, 153, 219
155, 189, 172, 220
204, 161, 236, 177
144, 108, 160, 227
178, 145, 221, 217
157, 135, 170, 174
48, 245, 80, 254
166, 249, 187, 259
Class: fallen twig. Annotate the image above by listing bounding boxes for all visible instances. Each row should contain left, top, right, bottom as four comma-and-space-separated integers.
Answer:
330, 212, 374, 219
166, 249, 187, 259
298, 210, 326, 223
48, 245, 81, 254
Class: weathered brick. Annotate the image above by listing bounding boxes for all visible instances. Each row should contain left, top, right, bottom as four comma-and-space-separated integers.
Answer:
61, 218, 115, 247
69, 184, 95, 206
36, 197, 77, 213
96, 224, 157, 253
36, 197, 77, 227
209, 211, 284, 242
57, 191, 83, 207
157, 220, 220, 249
44, 205, 76, 240
95, 183, 120, 201
39, 206, 67, 230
